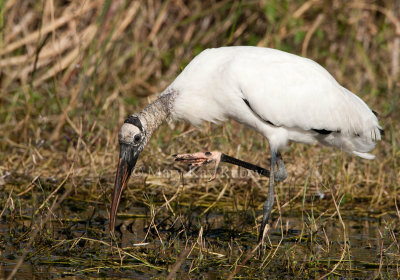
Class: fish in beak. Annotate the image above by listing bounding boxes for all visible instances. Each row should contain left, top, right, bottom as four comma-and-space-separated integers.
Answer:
110, 117, 145, 233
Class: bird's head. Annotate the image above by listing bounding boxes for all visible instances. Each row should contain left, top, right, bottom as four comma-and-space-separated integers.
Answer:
108, 91, 175, 233
110, 115, 148, 232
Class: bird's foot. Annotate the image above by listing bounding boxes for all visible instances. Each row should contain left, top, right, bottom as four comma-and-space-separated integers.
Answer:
174, 151, 222, 181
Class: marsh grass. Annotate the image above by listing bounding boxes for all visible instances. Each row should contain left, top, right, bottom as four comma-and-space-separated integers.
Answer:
0, 0, 399, 279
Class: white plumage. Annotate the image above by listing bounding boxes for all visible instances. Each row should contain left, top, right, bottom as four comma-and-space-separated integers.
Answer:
168, 46, 382, 159
110, 46, 383, 240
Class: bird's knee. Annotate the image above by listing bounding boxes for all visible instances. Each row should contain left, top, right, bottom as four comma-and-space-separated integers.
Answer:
274, 169, 287, 182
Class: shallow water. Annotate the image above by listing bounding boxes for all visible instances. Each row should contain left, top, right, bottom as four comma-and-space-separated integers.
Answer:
1, 198, 399, 279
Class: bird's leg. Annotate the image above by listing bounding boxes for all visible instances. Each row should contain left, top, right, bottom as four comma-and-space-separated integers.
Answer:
259, 150, 276, 244
274, 151, 287, 182
174, 151, 222, 181
174, 151, 273, 181
175, 150, 286, 245
258, 151, 286, 245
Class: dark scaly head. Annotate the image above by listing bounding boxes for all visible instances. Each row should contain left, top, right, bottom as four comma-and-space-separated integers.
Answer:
109, 91, 177, 233
109, 115, 147, 232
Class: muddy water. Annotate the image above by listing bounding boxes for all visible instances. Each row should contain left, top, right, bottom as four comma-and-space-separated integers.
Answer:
0, 200, 399, 279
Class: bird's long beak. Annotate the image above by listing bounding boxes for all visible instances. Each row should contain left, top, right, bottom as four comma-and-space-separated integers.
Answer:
109, 143, 139, 233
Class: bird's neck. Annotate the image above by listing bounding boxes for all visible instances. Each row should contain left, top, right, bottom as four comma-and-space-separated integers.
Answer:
138, 89, 178, 136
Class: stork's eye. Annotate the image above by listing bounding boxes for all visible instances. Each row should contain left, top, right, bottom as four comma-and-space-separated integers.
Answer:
134, 134, 142, 144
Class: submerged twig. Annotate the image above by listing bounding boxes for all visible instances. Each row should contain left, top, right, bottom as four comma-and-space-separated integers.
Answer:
166, 247, 192, 280
317, 193, 347, 280
6, 186, 73, 280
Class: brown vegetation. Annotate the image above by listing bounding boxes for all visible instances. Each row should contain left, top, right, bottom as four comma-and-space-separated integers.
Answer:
0, 0, 399, 278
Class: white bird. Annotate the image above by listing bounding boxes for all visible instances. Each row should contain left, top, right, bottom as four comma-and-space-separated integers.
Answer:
109, 46, 383, 242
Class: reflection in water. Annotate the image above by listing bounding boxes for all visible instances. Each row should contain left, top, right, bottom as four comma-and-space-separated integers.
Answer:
0, 201, 398, 279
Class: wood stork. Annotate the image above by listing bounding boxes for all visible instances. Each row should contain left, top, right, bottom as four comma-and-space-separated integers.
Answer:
110, 46, 382, 242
